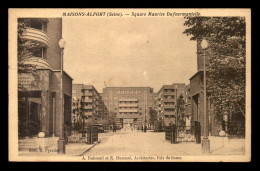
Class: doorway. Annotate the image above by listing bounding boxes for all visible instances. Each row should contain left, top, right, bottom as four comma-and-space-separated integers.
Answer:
28, 100, 41, 137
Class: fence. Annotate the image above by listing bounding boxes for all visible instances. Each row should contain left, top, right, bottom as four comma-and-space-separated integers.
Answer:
176, 126, 196, 142
165, 125, 177, 144
68, 132, 86, 143
165, 122, 201, 143
68, 125, 99, 144
228, 121, 245, 138
86, 125, 99, 144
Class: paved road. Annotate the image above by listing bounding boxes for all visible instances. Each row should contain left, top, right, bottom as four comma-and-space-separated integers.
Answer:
85, 130, 203, 156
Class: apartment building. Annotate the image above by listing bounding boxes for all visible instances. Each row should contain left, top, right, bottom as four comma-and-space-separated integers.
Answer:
72, 84, 107, 124
156, 83, 185, 126
101, 87, 156, 129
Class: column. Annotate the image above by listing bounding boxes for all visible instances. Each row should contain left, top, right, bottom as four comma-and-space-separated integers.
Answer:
41, 90, 50, 135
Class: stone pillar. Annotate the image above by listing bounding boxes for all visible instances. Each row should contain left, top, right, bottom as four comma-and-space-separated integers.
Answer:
55, 91, 62, 138
41, 90, 49, 135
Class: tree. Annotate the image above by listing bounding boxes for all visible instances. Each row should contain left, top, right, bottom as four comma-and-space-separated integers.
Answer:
183, 17, 245, 123
149, 108, 158, 129
157, 118, 164, 132
72, 99, 85, 133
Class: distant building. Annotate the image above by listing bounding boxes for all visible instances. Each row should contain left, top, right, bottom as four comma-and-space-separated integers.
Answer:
101, 87, 156, 129
72, 84, 107, 125
156, 83, 186, 126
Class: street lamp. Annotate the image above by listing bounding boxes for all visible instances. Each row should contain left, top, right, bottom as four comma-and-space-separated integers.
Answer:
58, 38, 66, 154
201, 38, 210, 153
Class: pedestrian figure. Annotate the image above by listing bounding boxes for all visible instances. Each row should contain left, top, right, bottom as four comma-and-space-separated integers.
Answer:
144, 125, 147, 133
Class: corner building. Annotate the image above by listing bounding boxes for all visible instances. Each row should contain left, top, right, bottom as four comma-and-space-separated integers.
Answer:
18, 18, 73, 141
102, 87, 156, 129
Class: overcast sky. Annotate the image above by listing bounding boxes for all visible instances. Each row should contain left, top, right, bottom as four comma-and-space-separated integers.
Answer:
63, 17, 197, 93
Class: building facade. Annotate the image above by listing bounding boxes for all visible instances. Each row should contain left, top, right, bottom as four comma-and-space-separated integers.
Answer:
156, 83, 186, 126
18, 18, 73, 139
72, 84, 108, 125
101, 87, 156, 129
190, 39, 245, 137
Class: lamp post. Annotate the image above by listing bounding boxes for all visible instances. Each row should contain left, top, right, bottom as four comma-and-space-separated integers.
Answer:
58, 38, 66, 154
201, 39, 210, 153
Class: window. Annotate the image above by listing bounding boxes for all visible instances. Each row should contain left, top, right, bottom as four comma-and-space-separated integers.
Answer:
33, 47, 46, 58
30, 20, 43, 30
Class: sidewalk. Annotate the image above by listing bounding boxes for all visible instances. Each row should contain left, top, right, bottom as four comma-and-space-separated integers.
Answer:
210, 138, 245, 155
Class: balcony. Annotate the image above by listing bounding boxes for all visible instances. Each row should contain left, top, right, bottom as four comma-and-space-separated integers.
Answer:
83, 106, 92, 110
163, 99, 175, 102
82, 99, 92, 103
22, 57, 52, 70
164, 111, 175, 115
84, 112, 93, 116
22, 27, 51, 47
82, 92, 93, 96
119, 103, 138, 107
164, 92, 175, 95
164, 105, 175, 109
117, 114, 140, 119
118, 109, 138, 113
119, 99, 138, 102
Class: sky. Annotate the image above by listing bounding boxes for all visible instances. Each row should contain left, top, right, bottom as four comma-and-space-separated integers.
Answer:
63, 17, 197, 93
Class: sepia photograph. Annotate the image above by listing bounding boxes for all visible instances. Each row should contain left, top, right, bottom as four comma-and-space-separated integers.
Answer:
8, 8, 251, 162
